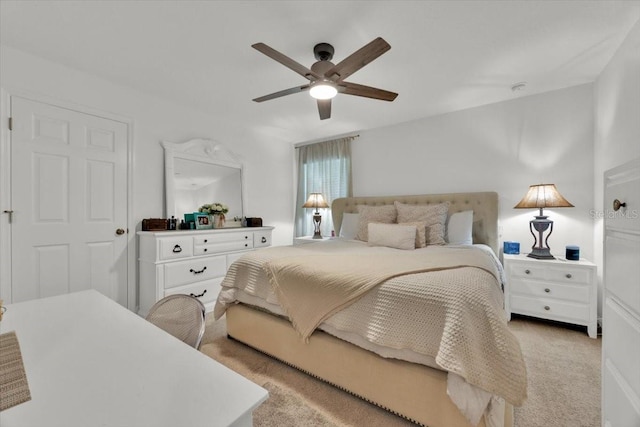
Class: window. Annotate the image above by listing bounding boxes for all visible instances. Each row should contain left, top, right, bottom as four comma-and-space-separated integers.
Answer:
295, 136, 354, 237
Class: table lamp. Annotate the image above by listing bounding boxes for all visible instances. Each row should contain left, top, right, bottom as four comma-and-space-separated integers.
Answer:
514, 184, 574, 259
302, 193, 329, 239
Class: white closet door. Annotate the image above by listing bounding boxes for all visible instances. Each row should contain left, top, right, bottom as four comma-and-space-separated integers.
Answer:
602, 157, 640, 427
9, 96, 129, 306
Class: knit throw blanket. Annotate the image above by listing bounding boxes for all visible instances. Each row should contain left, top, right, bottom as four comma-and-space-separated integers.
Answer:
264, 247, 500, 341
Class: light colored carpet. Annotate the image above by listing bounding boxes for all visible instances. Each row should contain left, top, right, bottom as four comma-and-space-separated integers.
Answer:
200, 314, 601, 427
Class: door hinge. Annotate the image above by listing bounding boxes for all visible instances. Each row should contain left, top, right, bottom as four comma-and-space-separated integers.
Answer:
8, 117, 12, 131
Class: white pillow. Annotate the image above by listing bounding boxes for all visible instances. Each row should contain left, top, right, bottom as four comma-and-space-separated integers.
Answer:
339, 213, 360, 239
446, 210, 473, 245
367, 223, 417, 250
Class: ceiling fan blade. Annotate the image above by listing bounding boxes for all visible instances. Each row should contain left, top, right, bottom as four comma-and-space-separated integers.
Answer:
324, 37, 391, 82
252, 43, 321, 81
253, 84, 310, 102
339, 81, 398, 102
317, 99, 331, 120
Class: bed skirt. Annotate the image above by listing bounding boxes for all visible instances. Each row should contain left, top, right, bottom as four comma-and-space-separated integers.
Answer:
226, 303, 513, 427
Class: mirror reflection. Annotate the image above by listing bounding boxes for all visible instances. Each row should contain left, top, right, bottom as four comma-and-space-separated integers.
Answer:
163, 138, 245, 225
173, 158, 243, 220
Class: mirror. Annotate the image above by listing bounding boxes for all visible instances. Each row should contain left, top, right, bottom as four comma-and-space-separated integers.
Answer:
163, 138, 245, 223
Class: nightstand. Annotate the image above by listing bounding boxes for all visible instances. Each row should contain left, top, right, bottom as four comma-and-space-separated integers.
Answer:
503, 253, 597, 338
293, 236, 332, 245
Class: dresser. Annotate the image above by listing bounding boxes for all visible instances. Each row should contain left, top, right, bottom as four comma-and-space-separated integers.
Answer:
503, 254, 597, 338
602, 157, 640, 427
138, 227, 273, 316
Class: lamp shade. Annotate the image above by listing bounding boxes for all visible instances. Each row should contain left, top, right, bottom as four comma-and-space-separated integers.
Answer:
514, 184, 574, 210
302, 193, 329, 210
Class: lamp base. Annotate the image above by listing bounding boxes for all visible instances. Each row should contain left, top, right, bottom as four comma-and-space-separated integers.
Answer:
312, 232, 323, 239
312, 213, 323, 239
527, 247, 555, 259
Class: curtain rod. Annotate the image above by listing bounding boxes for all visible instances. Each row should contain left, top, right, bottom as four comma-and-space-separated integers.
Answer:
294, 133, 360, 148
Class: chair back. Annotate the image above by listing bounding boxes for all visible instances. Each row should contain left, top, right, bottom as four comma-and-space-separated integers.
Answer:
145, 295, 206, 349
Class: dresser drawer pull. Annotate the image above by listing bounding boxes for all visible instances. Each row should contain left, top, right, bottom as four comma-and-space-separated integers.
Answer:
189, 289, 207, 298
244, 243, 248, 247
565, 273, 572, 279
204, 248, 208, 252
544, 288, 550, 293
261, 236, 267, 243
244, 235, 249, 239
525, 269, 531, 275
544, 305, 550, 311
189, 266, 207, 274
172, 244, 182, 253
204, 239, 208, 243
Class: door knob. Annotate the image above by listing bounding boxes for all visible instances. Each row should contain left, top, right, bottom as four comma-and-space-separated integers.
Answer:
613, 199, 626, 211
116, 228, 126, 235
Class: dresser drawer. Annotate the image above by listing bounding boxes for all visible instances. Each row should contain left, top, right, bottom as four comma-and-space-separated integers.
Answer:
511, 294, 590, 323
254, 230, 272, 248
194, 232, 253, 245
194, 240, 253, 255
159, 237, 193, 260
164, 256, 227, 289
511, 279, 590, 304
164, 278, 223, 306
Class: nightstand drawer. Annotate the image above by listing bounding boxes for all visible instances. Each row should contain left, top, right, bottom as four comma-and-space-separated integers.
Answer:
164, 256, 227, 289
512, 279, 590, 304
509, 263, 548, 279
547, 266, 592, 284
511, 295, 589, 322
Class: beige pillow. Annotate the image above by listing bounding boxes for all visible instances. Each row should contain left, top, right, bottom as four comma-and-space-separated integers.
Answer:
399, 221, 427, 248
394, 201, 450, 245
367, 223, 416, 250
356, 204, 397, 241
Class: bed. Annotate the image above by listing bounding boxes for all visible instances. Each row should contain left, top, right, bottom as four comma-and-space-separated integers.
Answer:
214, 192, 526, 427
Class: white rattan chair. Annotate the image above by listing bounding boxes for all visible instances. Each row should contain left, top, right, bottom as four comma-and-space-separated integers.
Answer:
145, 294, 206, 350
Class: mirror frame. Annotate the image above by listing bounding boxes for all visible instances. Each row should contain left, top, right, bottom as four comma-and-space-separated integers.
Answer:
162, 138, 246, 221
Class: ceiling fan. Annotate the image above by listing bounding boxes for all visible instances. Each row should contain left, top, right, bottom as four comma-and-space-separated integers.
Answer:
252, 37, 398, 120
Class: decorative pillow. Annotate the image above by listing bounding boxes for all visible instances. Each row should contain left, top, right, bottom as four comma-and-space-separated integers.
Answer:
367, 223, 417, 250
394, 201, 450, 245
446, 210, 474, 245
339, 213, 360, 239
356, 204, 397, 241
398, 221, 427, 248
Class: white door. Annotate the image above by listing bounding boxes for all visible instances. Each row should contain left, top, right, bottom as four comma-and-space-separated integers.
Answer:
9, 96, 129, 306
602, 157, 640, 427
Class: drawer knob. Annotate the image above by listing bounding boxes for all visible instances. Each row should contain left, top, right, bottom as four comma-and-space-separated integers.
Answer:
544, 288, 550, 293
525, 269, 531, 275
172, 244, 182, 253
565, 273, 572, 279
244, 235, 249, 239
244, 243, 248, 247
261, 236, 267, 243
204, 239, 208, 243
544, 305, 550, 311
204, 248, 208, 252
613, 199, 626, 211
189, 289, 207, 299
189, 266, 207, 275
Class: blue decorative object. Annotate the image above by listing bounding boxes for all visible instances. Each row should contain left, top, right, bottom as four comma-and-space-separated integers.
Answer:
504, 241, 520, 255
566, 245, 580, 261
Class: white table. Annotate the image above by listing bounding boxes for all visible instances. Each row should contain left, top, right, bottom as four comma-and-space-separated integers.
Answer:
0, 290, 268, 427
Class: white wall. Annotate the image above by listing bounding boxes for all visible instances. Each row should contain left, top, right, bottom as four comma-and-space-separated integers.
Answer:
352, 83, 596, 261
593, 19, 640, 313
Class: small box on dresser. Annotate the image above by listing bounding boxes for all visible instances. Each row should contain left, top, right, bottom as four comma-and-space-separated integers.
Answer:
503, 253, 597, 338
138, 227, 273, 316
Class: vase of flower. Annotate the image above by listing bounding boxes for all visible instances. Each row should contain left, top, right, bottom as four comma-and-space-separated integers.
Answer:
198, 203, 229, 229
211, 213, 226, 229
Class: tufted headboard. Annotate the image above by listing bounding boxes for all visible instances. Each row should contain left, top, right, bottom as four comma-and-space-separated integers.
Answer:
331, 192, 499, 255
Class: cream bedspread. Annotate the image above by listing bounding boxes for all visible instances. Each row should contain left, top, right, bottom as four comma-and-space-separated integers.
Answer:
214, 240, 527, 410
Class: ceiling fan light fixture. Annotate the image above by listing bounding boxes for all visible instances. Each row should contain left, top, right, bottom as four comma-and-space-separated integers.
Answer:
309, 82, 338, 100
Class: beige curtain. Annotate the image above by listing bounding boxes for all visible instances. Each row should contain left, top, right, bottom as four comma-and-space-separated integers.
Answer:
295, 136, 354, 238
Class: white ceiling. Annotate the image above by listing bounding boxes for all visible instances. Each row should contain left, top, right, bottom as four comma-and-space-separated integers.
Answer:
1, 1, 639, 144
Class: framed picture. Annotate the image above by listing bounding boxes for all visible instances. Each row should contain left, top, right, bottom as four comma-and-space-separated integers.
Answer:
194, 213, 212, 229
